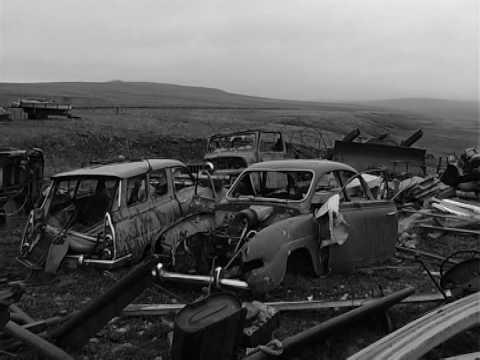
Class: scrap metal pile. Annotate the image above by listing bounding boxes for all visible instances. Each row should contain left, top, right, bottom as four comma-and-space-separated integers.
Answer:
2, 131, 480, 359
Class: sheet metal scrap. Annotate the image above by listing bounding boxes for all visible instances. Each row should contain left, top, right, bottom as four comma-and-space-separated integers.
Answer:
347, 291, 480, 360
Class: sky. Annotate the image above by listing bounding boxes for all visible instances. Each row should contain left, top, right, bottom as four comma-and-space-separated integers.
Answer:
0, 0, 478, 101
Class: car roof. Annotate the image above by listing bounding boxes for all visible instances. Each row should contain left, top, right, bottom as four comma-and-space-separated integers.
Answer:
247, 159, 357, 175
53, 159, 185, 179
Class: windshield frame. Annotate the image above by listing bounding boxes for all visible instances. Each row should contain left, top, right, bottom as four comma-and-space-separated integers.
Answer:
206, 132, 258, 153
226, 168, 316, 203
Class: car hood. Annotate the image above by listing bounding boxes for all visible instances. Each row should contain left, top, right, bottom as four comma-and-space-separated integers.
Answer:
215, 200, 303, 232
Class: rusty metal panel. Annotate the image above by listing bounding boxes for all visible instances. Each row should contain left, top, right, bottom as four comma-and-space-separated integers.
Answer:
332, 141, 426, 176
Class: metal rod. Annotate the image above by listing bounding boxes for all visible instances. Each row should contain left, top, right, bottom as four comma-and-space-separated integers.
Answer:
155, 263, 249, 289
4, 321, 73, 360
243, 287, 415, 360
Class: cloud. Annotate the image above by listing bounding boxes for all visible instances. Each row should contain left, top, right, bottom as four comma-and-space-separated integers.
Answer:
1, 0, 478, 100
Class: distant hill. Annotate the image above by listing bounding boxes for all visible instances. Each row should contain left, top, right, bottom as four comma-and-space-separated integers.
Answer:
0, 81, 476, 154
0, 81, 362, 110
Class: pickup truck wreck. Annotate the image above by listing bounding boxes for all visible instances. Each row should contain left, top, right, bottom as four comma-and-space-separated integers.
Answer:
164, 159, 398, 293
201, 130, 288, 186
18, 159, 218, 273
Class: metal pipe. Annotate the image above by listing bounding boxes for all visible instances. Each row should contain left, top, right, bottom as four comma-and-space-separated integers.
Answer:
154, 263, 249, 289
243, 287, 415, 360
400, 129, 423, 147
4, 321, 73, 360
342, 128, 361, 142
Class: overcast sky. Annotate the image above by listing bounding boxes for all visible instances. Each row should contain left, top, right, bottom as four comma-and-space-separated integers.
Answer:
0, 0, 478, 101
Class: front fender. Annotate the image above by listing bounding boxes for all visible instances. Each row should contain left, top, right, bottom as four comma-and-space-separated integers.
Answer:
152, 212, 215, 254
242, 213, 320, 292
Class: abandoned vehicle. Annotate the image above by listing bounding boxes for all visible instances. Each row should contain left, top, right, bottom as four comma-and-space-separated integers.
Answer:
0, 148, 44, 223
202, 130, 288, 186
18, 159, 218, 273
175, 159, 398, 293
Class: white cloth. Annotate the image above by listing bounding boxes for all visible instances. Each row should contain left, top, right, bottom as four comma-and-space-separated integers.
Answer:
314, 194, 349, 247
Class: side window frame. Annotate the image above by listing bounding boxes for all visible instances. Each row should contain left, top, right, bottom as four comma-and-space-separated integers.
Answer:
171, 166, 195, 194
126, 174, 149, 207
338, 171, 373, 202
148, 168, 171, 201
259, 132, 284, 153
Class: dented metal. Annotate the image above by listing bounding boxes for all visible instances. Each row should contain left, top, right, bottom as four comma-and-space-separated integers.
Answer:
18, 159, 217, 273
212, 159, 398, 293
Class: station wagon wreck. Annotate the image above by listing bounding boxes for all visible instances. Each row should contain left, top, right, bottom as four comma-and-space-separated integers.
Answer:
171, 160, 398, 293
18, 159, 217, 273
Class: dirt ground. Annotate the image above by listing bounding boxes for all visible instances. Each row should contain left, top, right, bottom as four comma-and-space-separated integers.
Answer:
2, 211, 479, 360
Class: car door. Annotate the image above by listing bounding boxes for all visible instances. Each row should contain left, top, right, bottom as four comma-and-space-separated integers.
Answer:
327, 171, 398, 272
113, 170, 179, 259
258, 132, 286, 162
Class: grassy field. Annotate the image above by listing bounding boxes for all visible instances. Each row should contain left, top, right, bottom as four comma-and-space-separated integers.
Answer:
1, 105, 470, 176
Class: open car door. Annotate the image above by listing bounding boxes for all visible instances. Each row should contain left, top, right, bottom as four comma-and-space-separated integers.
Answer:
326, 172, 398, 272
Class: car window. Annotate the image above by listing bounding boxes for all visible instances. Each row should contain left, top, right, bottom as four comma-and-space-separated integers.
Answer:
230, 170, 313, 201
127, 175, 148, 206
259, 132, 284, 152
149, 169, 169, 199
172, 166, 194, 192
312, 172, 342, 205
343, 174, 370, 201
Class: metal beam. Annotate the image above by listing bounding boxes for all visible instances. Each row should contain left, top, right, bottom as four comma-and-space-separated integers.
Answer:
348, 291, 480, 360
242, 287, 415, 360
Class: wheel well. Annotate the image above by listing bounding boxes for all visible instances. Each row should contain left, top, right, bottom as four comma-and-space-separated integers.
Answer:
286, 248, 315, 276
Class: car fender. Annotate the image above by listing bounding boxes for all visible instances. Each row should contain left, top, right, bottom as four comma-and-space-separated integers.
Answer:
242, 213, 320, 291
152, 211, 215, 255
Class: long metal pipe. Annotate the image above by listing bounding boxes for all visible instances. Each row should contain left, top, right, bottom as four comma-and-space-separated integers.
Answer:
154, 263, 249, 289
243, 287, 415, 360
4, 321, 73, 360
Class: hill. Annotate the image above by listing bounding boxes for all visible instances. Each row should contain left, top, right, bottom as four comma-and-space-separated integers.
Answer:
0, 81, 475, 159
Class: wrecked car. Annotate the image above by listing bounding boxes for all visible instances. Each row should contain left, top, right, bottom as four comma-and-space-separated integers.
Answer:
18, 159, 217, 273
201, 130, 288, 186
204, 159, 398, 292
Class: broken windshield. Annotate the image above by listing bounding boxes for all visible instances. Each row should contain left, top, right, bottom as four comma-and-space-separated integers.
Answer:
207, 133, 256, 153
229, 170, 313, 201
46, 177, 119, 231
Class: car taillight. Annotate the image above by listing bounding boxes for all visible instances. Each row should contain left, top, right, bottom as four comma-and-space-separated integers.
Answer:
102, 212, 115, 259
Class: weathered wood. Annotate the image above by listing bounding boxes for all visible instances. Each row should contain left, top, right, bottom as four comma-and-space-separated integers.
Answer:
122, 293, 448, 317
417, 224, 480, 236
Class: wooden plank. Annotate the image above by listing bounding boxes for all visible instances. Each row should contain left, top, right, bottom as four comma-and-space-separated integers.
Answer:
122, 293, 449, 317
417, 224, 480, 236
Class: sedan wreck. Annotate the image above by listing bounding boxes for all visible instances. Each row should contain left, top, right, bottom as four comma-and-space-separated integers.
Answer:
18, 159, 217, 273
168, 160, 398, 293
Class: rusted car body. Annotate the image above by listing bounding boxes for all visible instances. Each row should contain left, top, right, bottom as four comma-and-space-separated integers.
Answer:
18, 159, 217, 272
212, 160, 398, 292
203, 130, 288, 186
0, 148, 44, 221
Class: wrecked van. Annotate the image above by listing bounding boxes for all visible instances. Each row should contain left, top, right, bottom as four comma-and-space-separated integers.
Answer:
214, 160, 398, 292
18, 159, 217, 273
